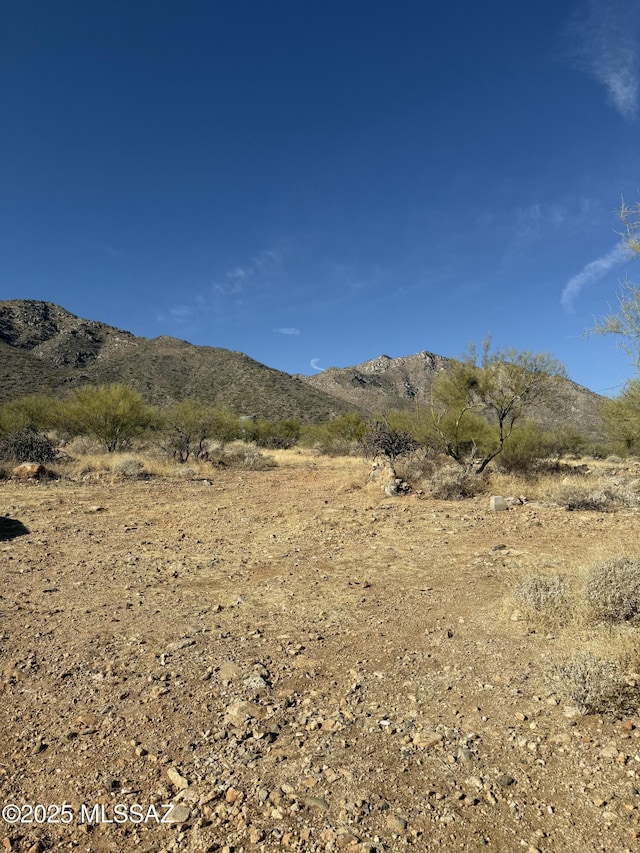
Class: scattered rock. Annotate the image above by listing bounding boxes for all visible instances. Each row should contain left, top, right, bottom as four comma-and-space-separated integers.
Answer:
489, 495, 508, 511
167, 767, 189, 789
387, 814, 408, 832
165, 804, 191, 823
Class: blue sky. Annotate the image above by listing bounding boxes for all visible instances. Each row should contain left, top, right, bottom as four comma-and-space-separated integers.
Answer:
2, 1, 640, 395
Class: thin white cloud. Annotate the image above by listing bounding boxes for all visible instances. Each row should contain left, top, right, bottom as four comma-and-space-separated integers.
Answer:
273, 327, 300, 335
209, 249, 282, 299
564, 0, 640, 119
561, 240, 630, 310
310, 358, 324, 371
170, 305, 193, 320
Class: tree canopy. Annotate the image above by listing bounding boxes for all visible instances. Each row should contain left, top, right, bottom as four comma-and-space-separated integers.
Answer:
430, 339, 566, 472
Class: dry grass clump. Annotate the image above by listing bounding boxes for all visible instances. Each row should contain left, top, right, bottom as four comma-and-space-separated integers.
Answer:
553, 652, 635, 715
512, 574, 571, 625
515, 553, 640, 715
555, 484, 619, 512
584, 557, 640, 624
208, 443, 276, 470
111, 456, 147, 478
392, 452, 437, 487
424, 467, 488, 500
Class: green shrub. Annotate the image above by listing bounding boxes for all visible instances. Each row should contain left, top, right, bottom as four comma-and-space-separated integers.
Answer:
243, 418, 300, 449
300, 414, 368, 456
497, 422, 550, 473
154, 402, 240, 461
585, 557, 640, 623
0, 395, 62, 436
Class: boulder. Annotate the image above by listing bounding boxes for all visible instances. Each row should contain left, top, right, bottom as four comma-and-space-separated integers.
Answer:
489, 495, 508, 511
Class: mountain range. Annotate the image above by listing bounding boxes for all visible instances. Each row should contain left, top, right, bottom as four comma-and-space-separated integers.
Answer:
0, 300, 605, 436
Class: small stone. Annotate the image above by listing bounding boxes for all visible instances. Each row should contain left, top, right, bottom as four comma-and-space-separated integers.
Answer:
304, 796, 330, 812
412, 732, 443, 749
225, 787, 243, 804
600, 745, 619, 759
387, 814, 408, 832
489, 496, 508, 512
31, 740, 47, 755
167, 767, 189, 789
76, 711, 100, 727
243, 674, 268, 690
248, 827, 265, 844
164, 804, 190, 823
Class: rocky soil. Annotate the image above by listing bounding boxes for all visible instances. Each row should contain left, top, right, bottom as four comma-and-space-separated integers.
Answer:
1, 455, 640, 852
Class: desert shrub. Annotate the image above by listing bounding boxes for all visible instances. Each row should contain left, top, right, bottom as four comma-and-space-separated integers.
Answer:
174, 465, 197, 479
585, 557, 640, 624
497, 422, 551, 474
62, 435, 106, 456
300, 414, 368, 456
111, 456, 147, 478
601, 381, 640, 456
497, 423, 590, 474
242, 418, 300, 450
0, 429, 57, 464
556, 484, 619, 512
512, 574, 570, 623
425, 466, 488, 500
554, 652, 634, 714
360, 421, 417, 461
393, 450, 437, 485
209, 443, 276, 470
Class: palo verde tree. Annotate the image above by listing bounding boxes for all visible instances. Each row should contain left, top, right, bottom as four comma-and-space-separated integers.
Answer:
154, 400, 240, 462
430, 338, 566, 473
591, 200, 640, 369
0, 394, 62, 436
590, 200, 640, 452
62, 383, 152, 452
601, 379, 640, 456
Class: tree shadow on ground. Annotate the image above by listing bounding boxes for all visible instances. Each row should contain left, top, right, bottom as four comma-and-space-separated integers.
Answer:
0, 517, 29, 541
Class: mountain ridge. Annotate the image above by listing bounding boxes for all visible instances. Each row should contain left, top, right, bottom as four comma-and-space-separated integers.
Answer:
0, 300, 606, 436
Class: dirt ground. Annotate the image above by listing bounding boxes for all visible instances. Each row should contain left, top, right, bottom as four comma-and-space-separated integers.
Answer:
1, 453, 640, 853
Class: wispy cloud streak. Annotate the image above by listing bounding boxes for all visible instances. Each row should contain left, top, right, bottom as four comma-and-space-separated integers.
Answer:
210, 249, 281, 298
561, 240, 630, 310
273, 327, 300, 335
564, 0, 640, 119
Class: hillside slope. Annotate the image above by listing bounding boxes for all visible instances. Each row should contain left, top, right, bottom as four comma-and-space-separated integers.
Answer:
0, 300, 357, 421
299, 350, 606, 439
0, 300, 606, 437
